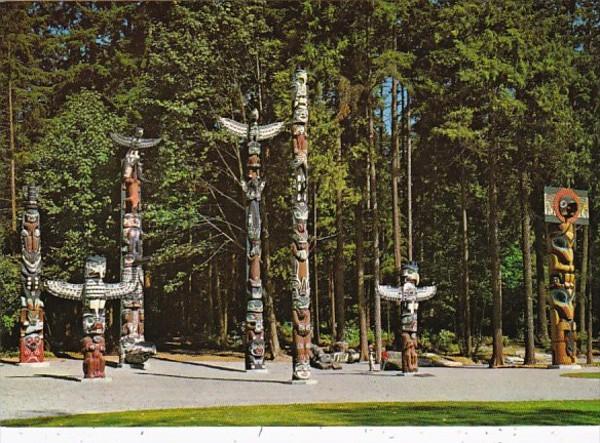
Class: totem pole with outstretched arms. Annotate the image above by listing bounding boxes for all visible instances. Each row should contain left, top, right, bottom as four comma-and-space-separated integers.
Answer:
19, 186, 45, 364
110, 128, 159, 367
544, 187, 589, 366
378, 262, 436, 373
45, 256, 137, 378
219, 109, 285, 371
290, 69, 312, 381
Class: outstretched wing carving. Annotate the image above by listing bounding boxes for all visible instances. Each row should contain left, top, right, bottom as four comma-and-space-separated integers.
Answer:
416, 286, 437, 302
377, 285, 401, 301
105, 281, 138, 300
45, 280, 83, 301
257, 121, 286, 141
218, 118, 249, 138
110, 133, 161, 149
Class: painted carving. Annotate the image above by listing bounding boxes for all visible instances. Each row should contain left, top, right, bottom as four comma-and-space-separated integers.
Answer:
219, 109, 285, 371
45, 256, 136, 378
547, 188, 580, 365
290, 69, 312, 380
378, 262, 436, 373
110, 128, 159, 367
19, 186, 45, 364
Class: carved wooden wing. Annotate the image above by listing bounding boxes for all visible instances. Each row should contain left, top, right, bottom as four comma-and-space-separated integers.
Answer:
45, 280, 83, 301
416, 285, 437, 302
105, 281, 138, 300
377, 285, 402, 301
257, 122, 286, 141
110, 133, 161, 149
218, 118, 249, 138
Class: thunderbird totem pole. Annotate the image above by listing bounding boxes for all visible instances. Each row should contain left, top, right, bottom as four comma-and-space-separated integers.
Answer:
219, 109, 285, 371
290, 69, 313, 381
378, 262, 436, 373
110, 128, 159, 368
544, 187, 589, 366
45, 256, 137, 378
19, 186, 45, 364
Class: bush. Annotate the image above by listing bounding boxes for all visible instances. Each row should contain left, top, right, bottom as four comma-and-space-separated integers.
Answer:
431, 329, 460, 355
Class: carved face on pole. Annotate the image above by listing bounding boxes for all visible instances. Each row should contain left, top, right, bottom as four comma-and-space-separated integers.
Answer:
85, 256, 107, 280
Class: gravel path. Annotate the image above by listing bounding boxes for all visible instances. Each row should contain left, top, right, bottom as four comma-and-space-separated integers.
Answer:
1, 357, 599, 420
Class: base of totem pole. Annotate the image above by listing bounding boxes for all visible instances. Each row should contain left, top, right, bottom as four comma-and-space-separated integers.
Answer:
120, 362, 150, 370
548, 364, 582, 370
17, 362, 50, 368
247, 368, 269, 374
80, 377, 112, 383
288, 379, 318, 385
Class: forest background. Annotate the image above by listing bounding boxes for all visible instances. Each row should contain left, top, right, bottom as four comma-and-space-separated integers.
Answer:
0, 0, 598, 366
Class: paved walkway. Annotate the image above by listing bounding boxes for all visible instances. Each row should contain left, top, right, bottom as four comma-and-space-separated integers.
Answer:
1, 357, 599, 420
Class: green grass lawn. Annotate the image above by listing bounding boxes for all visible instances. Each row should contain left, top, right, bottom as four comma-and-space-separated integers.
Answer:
2, 401, 599, 427
560, 372, 600, 379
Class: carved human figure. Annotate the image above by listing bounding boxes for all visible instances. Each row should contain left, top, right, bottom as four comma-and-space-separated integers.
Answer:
45, 256, 136, 378
19, 186, 45, 364
219, 108, 285, 371
378, 262, 436, 373
111, 128, 159, 367
290, 69, 313, 380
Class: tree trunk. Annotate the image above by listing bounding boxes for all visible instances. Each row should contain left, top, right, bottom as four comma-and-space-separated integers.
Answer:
391, 77, 402, 285
207, 259, 214, 338
578, 224, 588, 353
460, 170, 472, 357
488, 142, 504, 367
406, 93, 413, 261
313, 182, 321, 345
262, 190, 281, 358
215, 256, 228, 346
9, 74, 17, 232
586, 226, 593, 364
356, 189, 368, 360
369, 94, 382, 365
334, 135, 345, 341
328, 265, 336, 336
520, 171, 535, 364
534, 209, 550, 345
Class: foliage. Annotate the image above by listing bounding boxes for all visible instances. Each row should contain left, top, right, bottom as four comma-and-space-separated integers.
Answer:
0, 1, 598, 357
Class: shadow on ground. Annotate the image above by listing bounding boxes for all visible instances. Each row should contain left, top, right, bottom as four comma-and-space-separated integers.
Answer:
137, 371, 291, 385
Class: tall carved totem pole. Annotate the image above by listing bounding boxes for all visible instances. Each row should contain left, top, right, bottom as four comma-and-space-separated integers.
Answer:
290, 69, 312, 381
19, 186, 45, 364
219, 110, 285, 371
378, 262, 436, 373
544, 187, 589, 366
111, 128, 159, 367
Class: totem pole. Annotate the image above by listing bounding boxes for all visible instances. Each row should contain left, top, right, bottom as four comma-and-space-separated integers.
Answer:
19, 186, 45, 364
290, 69, 312, 381
544, 187, 589, 366
45, 256, 137, 378
219, 109, 285, 371
378, 262, 436, 373
110, 128, 159, 367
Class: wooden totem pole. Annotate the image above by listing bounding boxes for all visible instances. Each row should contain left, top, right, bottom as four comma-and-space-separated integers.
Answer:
19, 186, 45, 364
219, 110, 285, 371
45, 256, 137, 378
544, 187, 589, 366
290, 69, 312, 381
111, 128, 160, 367
378, 262, 436, 373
